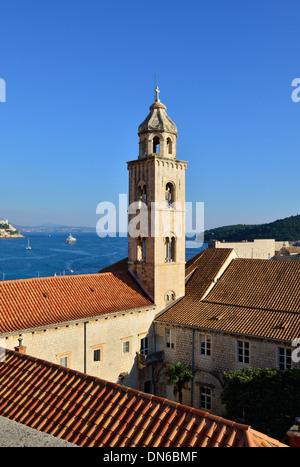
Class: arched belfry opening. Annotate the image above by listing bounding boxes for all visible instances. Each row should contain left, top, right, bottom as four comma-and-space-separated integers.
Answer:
165, 235, 176, 262
153, 136, 160, 154
137, 236, 147, 263
167, 138, 173, 155
165, 182, 175, 207
137, 181, 147, 204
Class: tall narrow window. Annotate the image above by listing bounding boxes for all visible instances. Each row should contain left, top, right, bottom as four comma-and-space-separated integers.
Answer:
167, 137, 172, 154
199, 335, 211, 356
137, 237, 146, 262
200, 387, 212, 411
59, 356, 68, 367
165, 236, 175, 262
237, 341, 250, 364
153, 136, 160, 153
140, 336, 149, 356
165, 183, 173, 207
165, 328, 174, 349
137, 183, 147, 204
123, 341, 130, 355
278, 347, 292, 370
93, 348, 101, 362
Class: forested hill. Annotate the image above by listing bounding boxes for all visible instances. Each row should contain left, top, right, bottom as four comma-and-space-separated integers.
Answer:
204, 215, 300, 243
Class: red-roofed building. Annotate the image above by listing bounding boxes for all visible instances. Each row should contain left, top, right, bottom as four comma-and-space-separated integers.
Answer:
154, 251, 300, 415
0, 271, 156, 392
0, 348, 288, 447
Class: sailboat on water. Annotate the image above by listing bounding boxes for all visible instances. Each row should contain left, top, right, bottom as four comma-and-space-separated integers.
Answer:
26, 239, 31, 250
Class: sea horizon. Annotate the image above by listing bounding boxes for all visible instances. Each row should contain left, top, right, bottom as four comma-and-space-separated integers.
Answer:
0, 231, 207, 282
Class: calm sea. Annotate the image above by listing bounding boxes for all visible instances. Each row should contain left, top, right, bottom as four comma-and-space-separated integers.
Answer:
0, 232, 207, 282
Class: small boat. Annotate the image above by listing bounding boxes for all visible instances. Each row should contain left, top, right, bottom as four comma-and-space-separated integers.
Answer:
65, 234, 76, 244
26, 239, 31, 250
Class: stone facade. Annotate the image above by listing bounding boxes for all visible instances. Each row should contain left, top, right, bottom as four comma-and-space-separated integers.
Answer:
154, 322, 298, 416
210, 238, 276, 260
3, 306, 156, 391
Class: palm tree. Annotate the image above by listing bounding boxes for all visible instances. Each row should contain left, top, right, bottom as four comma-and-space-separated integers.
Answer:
164, 361, 193, 404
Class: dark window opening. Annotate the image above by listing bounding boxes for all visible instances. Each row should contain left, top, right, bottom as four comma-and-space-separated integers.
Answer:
165, 237, 175, 262
167, 138, 172, 154
165, 183, 174, 207
153, 136, 160, 153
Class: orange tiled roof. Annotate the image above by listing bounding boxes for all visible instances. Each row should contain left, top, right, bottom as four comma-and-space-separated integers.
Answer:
0, 349, 287, 447
184, 248, 234, 295
157, 257, 300, 342
0, 272, 153, 334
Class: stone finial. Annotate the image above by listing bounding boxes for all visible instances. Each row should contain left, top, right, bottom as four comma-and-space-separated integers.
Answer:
155, 86, 160, 102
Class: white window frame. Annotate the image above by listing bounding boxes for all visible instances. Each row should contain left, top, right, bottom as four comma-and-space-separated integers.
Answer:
59, 355, 68, 367
93, 348, 102, 362
140, 336, 149, 356
123, 340, 130, 355
237, 340, 250, 364
199, 386, 212, 411
278, 347, 292, 370
165, 328, 174, 349
199, 334, 211, 357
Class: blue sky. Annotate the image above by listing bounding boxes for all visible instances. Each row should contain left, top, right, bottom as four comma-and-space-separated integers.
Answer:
0, 0, 299, 230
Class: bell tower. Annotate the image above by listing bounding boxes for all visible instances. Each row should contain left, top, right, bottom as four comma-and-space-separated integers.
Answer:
127, 87, 188, 311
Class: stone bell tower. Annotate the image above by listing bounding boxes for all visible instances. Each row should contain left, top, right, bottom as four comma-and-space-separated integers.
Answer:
127, 87, 188, 311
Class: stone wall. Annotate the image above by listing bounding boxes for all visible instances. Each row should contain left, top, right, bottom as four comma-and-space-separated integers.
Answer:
210, 239, 276, 260
154, 322, 297, 416
2, 306, 156, 391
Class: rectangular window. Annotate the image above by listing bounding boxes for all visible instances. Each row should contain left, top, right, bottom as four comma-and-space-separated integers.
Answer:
199, 334, 211, 356
200, 387, 212, 411
165, 328, 174, 349
59, 356, 68, 367
123, 340, 130, 355
237, 341, 250, 364
278, 347, 292, 370
93, 348, 101, 362
140, 336, 149, 356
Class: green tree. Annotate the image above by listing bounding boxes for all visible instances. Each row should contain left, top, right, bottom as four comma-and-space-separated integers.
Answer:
164, 361, 193, 404
221, 367, 300, 441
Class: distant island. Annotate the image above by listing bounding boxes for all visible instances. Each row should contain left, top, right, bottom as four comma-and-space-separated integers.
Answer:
0, 219, 24, 238
14, 223, 95, 233
204, 215, 300, 243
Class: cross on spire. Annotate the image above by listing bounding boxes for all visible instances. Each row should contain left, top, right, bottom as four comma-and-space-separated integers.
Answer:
155, 86, 160, 102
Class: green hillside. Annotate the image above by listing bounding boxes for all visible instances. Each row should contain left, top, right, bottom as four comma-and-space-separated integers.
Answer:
204, 215, 300, 243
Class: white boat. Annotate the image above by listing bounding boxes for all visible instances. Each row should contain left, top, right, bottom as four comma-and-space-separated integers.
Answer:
65, 234, 76, 244
26, 239, 31, 250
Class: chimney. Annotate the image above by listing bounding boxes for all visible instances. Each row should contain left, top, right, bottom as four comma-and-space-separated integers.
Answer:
287, 418, 300, 447
14, 338, 27, 355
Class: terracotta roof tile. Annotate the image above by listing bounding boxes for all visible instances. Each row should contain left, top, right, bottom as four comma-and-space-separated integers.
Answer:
0, 272, 153, 334
157, 256, 300, 342
0, 349, 286, 447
